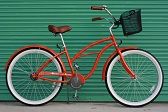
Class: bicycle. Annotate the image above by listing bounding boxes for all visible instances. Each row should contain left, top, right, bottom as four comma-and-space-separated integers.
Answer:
6, 5, 163, 107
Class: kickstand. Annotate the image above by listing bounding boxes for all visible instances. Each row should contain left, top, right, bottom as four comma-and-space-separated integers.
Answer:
66, 84, 70, 104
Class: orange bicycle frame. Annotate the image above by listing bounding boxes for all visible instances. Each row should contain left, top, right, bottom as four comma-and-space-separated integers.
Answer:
34, 35, 136, 83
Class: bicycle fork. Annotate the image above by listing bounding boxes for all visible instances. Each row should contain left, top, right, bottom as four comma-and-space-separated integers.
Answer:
116, 48, 136, 79
111, 35, 136, 79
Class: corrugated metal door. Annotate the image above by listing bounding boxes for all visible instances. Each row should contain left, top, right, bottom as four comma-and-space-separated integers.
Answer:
0, 0, 167, 101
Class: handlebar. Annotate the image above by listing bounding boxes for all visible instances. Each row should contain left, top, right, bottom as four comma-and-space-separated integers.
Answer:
91, 5, 120, 29
92, 17, 104, 21
91, 6, 105, 10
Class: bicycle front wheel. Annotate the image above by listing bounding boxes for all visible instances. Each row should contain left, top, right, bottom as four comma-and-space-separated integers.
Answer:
106, 49, 163, 107
7, 48, 63, 105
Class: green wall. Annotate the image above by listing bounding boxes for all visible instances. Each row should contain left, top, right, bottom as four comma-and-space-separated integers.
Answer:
0, 0, 168, 101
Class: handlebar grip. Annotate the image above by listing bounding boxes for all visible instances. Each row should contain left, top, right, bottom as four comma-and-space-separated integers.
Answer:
91, 6, 105, 10
92, 17, 103, 21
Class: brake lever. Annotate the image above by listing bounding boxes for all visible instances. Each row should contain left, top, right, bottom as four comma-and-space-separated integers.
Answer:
117, 39, 123, 47
92, 17, 104, 21
112, 20, 120, 29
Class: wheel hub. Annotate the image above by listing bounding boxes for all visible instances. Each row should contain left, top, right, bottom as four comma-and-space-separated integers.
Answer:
30, 73, 38, 81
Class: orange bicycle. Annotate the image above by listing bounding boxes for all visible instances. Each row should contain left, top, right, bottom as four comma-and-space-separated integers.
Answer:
6, 5, 163, 107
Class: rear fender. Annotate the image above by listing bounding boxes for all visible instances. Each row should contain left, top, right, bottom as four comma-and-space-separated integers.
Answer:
5, 45, 66, 73
102, 46, 137, 80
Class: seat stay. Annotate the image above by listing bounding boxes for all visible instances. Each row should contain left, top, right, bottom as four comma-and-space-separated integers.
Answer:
36, 51, 66, 75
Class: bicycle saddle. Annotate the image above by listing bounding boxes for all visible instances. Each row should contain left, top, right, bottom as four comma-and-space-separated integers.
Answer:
48, 25, 72, 34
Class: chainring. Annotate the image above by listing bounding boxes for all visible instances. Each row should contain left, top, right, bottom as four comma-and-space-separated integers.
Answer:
69, 74, 85, 89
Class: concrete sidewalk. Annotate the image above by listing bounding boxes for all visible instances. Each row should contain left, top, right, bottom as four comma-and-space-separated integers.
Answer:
0, 102, 167, 112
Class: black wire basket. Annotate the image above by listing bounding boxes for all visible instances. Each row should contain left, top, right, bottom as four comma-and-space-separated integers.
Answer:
120, 9, 142, 36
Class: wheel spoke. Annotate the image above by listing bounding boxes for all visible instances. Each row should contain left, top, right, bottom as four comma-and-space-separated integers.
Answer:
7, 49, 63, 105
106, 50, 163, 106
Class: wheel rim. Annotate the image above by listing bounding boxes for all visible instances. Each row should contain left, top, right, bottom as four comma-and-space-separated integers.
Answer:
7, 49, 62, 105
106, 50, 163, 106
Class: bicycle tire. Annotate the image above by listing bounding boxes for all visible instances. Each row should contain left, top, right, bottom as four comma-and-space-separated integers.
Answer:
6, 48, 63, 106
105, 49, 163, 107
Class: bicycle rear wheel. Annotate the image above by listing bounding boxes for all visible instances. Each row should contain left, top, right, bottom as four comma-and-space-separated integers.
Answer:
7, 48, 63, 105
106, 49, 163, 107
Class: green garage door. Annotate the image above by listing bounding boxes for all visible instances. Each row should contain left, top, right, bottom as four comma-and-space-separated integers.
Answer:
0, 0, 167, 101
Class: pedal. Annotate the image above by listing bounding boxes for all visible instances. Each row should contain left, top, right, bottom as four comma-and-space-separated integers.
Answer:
73, 90, 79, 101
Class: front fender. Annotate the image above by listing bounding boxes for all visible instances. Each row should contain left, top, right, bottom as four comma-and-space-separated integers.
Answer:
102, 46, 137, 80
5, 44, 66, 72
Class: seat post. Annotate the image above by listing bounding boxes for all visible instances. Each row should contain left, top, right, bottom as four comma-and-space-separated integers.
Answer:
59, 33, 75, 74
59, 33, 66, 48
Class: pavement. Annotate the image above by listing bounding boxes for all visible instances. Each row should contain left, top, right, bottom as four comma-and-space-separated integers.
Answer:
0, 102, 167, 112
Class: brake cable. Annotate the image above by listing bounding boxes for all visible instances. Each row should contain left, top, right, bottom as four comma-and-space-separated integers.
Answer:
117, 38, 123, 47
